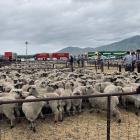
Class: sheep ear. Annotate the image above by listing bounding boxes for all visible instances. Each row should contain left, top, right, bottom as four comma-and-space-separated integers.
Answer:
54, 85, 58, 89
71, 82, 74, 87
27, 87, 31, 92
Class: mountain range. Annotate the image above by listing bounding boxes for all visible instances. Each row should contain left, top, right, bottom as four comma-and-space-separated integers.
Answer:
58, 35, 140, 55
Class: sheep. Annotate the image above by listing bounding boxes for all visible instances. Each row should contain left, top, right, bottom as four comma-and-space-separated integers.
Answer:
71, 86, 86, 115
43, 92, 63, 122
85, 85, 121, 123
28, 85, 63, 122
121, 86, 140, 115
0, 89, 23, 128
94, 82, 113, 93
1, 61, 140, 129
103, 75, 116, 82
2, 81, 14, 92
22, 95, 46, 132
104, 85, 123, 94
56, 81, 73, 116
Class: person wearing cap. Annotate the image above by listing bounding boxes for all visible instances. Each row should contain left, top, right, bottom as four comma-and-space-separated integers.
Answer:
136, 49, 140, 73
123, 51, 133, 72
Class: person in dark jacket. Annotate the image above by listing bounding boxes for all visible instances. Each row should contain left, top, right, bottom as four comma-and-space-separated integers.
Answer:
77, 55, 80, 67
69, 55, 74, 71
81, 54, 84, 67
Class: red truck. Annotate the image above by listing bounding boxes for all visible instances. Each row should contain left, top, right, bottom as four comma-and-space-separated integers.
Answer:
4, 52, 17, 60
34, 53, 50, 60
52, 53, 69, 60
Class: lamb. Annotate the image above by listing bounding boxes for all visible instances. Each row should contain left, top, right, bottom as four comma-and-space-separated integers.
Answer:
22, 95, 46, 132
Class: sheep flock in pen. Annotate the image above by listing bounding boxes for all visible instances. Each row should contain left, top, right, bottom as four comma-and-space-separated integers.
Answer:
0, 62, 140, 140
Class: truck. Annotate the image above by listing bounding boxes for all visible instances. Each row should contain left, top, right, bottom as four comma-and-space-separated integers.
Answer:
4, 52, 17, 60
52, 53, 69, 60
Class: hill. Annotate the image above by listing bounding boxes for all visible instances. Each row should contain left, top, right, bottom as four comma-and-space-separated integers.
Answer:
58, 35, 140, 55
57, 47, 94, 55
95, 35, 140, 51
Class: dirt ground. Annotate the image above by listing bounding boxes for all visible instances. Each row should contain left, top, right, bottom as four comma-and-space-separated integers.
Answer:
1, 108, 140, 140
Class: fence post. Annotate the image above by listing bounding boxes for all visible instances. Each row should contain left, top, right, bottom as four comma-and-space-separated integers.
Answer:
119, 64, 121, 72
101, 63, 104, 73
108, 61, 110, 70
95, 61, 97, 73
117, 62, 119, 70
53, 63, 55, 69
107, 96, 111, 140
70, 63, 74, 72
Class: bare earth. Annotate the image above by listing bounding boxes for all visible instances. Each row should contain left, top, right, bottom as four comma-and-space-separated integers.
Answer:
1, 108, 140, 140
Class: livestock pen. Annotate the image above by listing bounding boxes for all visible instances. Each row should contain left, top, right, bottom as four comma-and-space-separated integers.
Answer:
0, 59, 126, 73
0, 89, 140, 140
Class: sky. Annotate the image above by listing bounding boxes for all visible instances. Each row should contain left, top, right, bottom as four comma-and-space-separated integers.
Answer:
0, 0, 140, 54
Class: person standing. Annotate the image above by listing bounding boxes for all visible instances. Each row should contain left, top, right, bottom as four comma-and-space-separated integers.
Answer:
136, 49, 140, 73
81, 54, 84, 67
123, 51, 133, 72
77, 55, 80, 67
131, 51, 136, 72
69, 55, 74, 72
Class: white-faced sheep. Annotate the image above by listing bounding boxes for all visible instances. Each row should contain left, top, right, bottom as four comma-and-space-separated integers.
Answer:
121, 86, 140, 115
71, 86, 86, 115
85, 85, 121, 123
28, 85, 63, 123
56, 81, 73, 116
0, 89, 23, 128
22, 95, 46, 132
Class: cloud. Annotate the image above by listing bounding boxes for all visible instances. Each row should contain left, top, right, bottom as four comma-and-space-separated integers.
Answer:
0, 0, 140, 54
